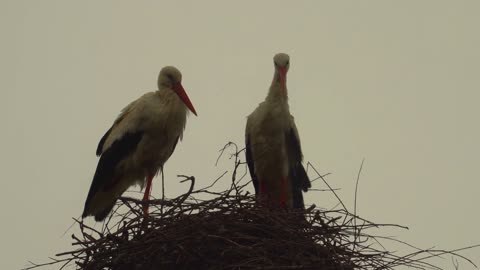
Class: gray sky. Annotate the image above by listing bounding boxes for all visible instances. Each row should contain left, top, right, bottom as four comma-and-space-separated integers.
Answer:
1, 1, 479, 269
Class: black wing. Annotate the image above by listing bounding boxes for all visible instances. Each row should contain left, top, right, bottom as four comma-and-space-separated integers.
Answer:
169, 136, 180, 160
96, 100, 138, 156
83, 131, 143, 219
96, 127, 113, 156
245, 135, 259, 195
286, 127, 311, 209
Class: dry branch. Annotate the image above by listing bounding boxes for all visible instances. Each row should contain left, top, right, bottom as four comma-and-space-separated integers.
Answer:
24, 143, 478, 270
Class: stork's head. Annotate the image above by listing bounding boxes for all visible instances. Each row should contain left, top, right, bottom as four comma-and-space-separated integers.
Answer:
158, 66, 197, 116
273, 53, 290, 90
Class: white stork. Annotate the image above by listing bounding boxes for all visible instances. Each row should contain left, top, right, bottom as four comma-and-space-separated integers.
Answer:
245, 53, 311, 209
82, 66, 197, 221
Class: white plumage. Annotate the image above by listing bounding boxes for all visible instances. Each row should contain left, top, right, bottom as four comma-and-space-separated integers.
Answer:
245, 53, 310, 209
83, 66, 197, 221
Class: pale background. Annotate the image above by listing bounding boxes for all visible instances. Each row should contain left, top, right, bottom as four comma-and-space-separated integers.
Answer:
1, 1, 479, 269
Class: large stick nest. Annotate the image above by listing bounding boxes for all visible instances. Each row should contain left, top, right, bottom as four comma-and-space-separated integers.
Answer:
26, 143, 477, 270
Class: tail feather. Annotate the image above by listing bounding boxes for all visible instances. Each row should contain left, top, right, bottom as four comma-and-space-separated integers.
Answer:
292, 185, 305, 209
82, 131, 143, 221
82, 186, 124, 221
296, 164, 310, 191
290, 163, 311, 209
94, 201, 117, 221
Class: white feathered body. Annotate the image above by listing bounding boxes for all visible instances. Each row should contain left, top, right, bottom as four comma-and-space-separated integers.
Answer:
246, 83, 301, 207
101, 90, 187, 175
84, 89, 188, 216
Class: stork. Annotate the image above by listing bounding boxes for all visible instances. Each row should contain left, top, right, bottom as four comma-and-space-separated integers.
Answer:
245, 53, 311, 209
82, 66, 197, 221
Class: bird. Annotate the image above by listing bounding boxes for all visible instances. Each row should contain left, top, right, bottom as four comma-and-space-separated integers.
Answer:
82, 66, 197, 221
245, 53, 311, 209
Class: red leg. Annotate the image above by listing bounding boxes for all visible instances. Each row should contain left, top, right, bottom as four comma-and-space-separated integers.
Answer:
142, 174, 154, 218
259, 181, 266, 194
257, 181, 268, 206
279, 177, 288, 208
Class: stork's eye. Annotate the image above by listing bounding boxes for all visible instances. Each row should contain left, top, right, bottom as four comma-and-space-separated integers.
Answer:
286, 60, 289, 65
167, 74, 174, 81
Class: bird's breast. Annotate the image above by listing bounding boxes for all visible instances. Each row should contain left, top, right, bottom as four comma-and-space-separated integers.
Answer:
130, 94, 187, 172
248, 103, 291, 177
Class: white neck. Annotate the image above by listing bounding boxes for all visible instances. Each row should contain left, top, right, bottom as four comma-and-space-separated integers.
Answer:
157, 87, 177, 103
266, 69, 288, 102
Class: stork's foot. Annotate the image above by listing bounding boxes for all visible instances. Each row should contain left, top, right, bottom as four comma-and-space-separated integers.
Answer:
142, 190, 151, 218
279, 177, 288, 208
142, 201, 149, 218
256, 180, 270, 207
255, 178, 289, 209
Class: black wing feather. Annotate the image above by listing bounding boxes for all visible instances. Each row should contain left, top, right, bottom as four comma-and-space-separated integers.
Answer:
83, 131, 143, 218
94, 203, 116, 221
169, 136, 180, 159
96, 127, 113, 156
245, 135, 259, 195
286, 127, 311, 209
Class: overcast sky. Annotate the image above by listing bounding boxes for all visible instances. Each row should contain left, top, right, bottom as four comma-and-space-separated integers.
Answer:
1, 1, 479, 269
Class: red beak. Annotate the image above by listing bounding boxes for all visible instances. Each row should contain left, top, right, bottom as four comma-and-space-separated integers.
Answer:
278, 67, 287, 90
174, 82, 197, 116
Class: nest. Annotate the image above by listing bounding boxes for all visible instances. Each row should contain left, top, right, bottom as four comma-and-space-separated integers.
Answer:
26, 143, 477, 270
74, 183, 359, 270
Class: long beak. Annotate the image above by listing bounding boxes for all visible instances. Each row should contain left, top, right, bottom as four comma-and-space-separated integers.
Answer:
278, 67, 287, 90
174, 83, 197, 116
